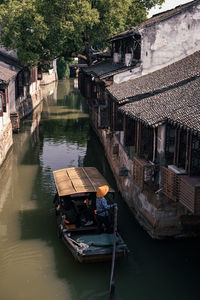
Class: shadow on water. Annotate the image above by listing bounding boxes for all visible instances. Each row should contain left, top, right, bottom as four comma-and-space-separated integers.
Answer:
1, 79, 200, 300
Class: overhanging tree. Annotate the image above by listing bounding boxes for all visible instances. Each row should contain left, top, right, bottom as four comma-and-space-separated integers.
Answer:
0, 0, 164, 66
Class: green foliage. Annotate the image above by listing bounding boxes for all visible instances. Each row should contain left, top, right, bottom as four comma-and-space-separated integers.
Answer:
57, 57, 70, 80
0, 0, 165, 66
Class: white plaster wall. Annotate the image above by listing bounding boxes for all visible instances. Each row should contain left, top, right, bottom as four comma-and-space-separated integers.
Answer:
9, 79, 17, 113
113, 3, 200, 84
113, 65, 142, 84
30, 82, 36, 95
157, 125, 166, 156
141, 3, 200, 75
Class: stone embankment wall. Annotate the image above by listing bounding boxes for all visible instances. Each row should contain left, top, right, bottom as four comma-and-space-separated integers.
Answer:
10, 89, 43, 132
0, 121, 13, 166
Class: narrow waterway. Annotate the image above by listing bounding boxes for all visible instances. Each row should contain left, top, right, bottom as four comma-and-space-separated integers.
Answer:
0, 79, 200, 300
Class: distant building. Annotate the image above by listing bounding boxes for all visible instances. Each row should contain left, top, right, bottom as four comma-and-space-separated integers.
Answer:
0, 49, 42, 132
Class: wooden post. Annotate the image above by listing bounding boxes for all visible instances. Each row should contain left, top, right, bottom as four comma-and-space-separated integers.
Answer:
109, 205, 118, 300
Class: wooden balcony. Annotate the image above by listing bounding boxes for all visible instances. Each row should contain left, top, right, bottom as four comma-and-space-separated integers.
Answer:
162, 167, 200, 214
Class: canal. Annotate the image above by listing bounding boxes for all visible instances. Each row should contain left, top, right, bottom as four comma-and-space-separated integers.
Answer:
0, 79, 200, 300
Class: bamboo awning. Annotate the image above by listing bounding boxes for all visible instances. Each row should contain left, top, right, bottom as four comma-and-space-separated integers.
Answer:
53, 167, 114, 197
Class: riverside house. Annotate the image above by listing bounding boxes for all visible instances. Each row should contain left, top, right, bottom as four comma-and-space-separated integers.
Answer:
0, 48, 42, 132
79, 0, 200, 238
0, 66, 15, 166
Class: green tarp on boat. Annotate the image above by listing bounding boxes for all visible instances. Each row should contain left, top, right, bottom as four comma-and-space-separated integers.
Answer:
77, 233, 121, 247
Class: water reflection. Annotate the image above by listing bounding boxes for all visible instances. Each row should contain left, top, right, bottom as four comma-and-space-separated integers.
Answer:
1, 79, 200, 300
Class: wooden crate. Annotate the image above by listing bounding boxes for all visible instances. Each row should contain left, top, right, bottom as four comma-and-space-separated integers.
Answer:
179, 176, 200, 214
162, 167, 180, 202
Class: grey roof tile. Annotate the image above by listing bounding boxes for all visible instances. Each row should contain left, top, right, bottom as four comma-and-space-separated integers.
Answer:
119, 76, 200, 133
107, 50, 200, 102
0, 65, 17, 83
81, 60, 136, 79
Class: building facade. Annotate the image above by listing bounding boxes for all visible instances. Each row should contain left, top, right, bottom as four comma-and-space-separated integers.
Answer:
79, 0, 200, 238
0, 66, 15, 166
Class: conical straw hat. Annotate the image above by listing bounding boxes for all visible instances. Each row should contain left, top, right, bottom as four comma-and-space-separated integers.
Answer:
96, 185, 109, 198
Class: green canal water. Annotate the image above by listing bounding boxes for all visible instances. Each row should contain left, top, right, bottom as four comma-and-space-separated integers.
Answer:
0, 79, 200, 300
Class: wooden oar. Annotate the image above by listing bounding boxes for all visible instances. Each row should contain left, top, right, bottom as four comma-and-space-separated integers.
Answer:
109, 205, 118, 300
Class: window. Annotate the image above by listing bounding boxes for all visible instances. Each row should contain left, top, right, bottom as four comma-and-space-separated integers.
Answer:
98, 104, 108, 129
124, 116, 136, 147
113, 103, 123, 131
113, 40, 121, 53
139, 124, 153, 161
165, 124, 175, 164
165, 125, 200, 176
177, 129, 187, 169
0, 92, 3, 116
16, 72, 24, 97
190, 135, 200, 176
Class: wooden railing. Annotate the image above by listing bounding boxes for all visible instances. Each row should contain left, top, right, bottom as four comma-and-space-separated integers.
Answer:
162, 167, 200, 214
162, 167, 180, 202
179, 176, 200, 214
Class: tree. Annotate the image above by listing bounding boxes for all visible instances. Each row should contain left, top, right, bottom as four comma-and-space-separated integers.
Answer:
0, 0, 165, 66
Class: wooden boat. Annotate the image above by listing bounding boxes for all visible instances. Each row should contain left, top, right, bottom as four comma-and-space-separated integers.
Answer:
53, 167, 128, 263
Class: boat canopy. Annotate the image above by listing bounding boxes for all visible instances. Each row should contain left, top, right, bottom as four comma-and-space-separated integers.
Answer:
53, 167, 114, 197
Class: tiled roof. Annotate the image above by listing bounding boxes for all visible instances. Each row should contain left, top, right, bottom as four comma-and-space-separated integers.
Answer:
107, 50, 200, 103
108, 0, 199, 41
0, 50, 22, 70
0, 65, 17, 83
119, 76, 200, 134
81, 60, 137, 79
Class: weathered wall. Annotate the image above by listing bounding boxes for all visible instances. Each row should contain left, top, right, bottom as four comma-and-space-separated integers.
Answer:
0, 121, 13, 167
141, 2, 200, 75
113, 2, 200, 84
9, 79, 17, 114
0, 81, 13, 166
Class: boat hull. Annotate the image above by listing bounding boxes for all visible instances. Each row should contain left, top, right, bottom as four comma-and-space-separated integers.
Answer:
62, 232, 127, 263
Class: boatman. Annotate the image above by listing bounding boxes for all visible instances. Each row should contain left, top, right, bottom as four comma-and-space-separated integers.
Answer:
95, 185, 117, 233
